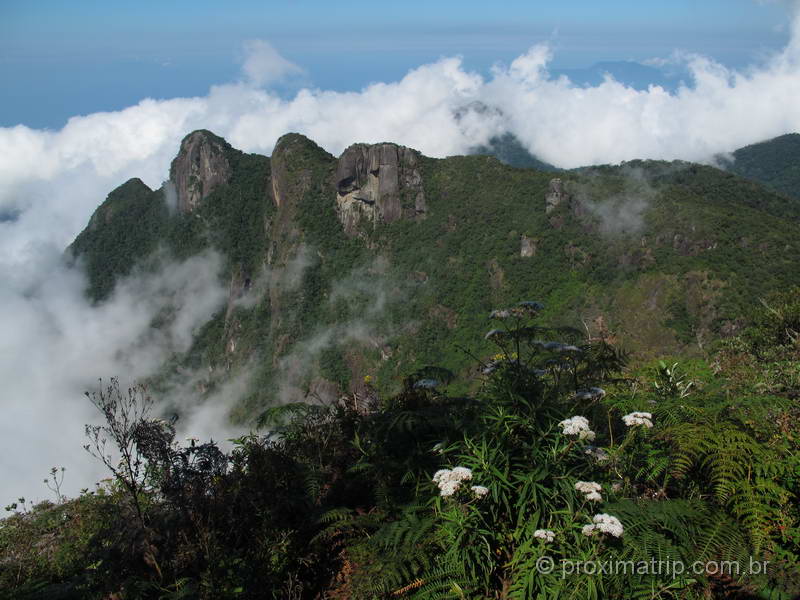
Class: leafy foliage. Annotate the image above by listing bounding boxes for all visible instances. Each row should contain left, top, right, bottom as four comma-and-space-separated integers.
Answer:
18, 130, 800, 597
68, 178, 169, 302
5, 297, 799, 598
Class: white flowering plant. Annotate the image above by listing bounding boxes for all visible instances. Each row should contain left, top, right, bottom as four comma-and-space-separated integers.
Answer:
324, 303, 769, 598
389, 302, 664, 597
432, 466, 483, 498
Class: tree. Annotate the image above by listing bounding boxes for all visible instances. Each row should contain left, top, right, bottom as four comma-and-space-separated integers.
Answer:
84, 378, 172, 529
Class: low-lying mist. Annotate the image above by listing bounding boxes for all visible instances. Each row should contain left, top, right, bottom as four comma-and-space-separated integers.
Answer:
0, 247, 230, 503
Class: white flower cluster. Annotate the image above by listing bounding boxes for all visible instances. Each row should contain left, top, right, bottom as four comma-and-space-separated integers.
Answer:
575, 481, 603, 502
471, 485, 489, 498
582, 513, 624, 538
622, 412, 653, 428
432, 466, 473, 497
558, 415, 596, 441
533, 529, 555, 542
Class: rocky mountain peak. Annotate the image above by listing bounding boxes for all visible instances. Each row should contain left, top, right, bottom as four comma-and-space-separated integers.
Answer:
334, 143, 426, 236
169, 130, 233, 213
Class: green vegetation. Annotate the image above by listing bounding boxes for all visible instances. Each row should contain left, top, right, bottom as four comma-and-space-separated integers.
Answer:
22, 130, 799, 596
70, 146, 272, 303
2, 295, 800, 598
723, 133, 800, 201
471, 132, 560, 171
68, 178, 169, 302
64, 130, 800, 419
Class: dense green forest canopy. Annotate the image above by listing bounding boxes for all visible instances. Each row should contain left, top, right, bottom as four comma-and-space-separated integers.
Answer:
65, 130, 800, 413
722, 133, 800, 201
3, 130, 800, 598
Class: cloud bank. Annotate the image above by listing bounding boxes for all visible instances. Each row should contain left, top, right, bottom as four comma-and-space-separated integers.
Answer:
4, 9, 800, 251
2, 4, 800, 502
0, 249, 229, 503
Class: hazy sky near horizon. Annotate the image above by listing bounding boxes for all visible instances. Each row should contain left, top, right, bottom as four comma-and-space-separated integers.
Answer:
1, 0, 792, 128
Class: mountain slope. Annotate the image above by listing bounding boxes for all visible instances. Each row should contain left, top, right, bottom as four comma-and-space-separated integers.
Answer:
722, 133, 800, 200
470, 132, 560, 171
68, 130, 800, 417
69, 177, 168, 301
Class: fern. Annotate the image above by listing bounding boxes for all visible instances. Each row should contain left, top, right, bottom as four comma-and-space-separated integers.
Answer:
663, 415, 790, 554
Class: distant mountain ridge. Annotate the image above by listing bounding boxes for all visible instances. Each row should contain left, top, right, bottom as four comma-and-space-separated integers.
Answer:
718, 133, 800, 200
69, 129, 800, 416
470, 133, 560, 171
473, 131, 800, 204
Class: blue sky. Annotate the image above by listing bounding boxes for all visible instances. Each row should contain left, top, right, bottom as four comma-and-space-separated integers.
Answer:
0, 0, 792, 129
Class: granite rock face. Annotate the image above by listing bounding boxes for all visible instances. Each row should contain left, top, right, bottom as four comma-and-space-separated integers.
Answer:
334, 143, 426, 236
520, 235, 537, 257
169, 130, 233, 213
545, 178, 569, 214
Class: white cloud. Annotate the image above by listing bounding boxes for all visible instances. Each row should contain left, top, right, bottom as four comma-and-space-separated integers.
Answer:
0, 248, 229, 503
2, 4, 800, 500
3, 18, 800, 247
276, 257, 401, 405
240, 39, 304, 87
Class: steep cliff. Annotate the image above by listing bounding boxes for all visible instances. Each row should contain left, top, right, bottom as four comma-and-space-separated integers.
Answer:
334, 143, 426, 236
169, 130, 234, 213
545, 178, 570, 213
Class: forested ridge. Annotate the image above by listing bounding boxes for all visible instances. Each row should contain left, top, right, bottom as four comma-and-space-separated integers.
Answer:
2, 131, 800, 598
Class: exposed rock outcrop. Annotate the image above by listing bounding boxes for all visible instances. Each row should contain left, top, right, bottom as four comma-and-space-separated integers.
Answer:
520, 235, 538, 257
334, 143, 425, 236
545, 178, 569, 213
269, 132, 334, 216
545, 177, 587, 228
169, 130, 233, 213
488, 258, 506, 290
672, 233, 718, 256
